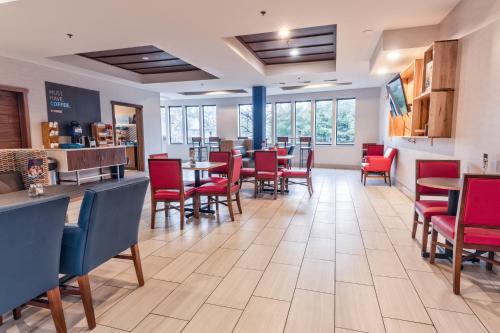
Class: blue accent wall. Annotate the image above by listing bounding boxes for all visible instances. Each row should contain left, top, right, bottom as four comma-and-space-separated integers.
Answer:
252, 86, 266, 149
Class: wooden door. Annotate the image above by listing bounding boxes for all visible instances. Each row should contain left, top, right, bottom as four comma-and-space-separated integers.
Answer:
0, 90, 23, 148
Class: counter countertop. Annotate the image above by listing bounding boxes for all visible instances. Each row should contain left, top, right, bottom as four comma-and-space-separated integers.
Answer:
46, 146, 125, 151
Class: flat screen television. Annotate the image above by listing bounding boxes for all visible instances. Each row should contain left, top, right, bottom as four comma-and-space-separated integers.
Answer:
386, 75, 409, 116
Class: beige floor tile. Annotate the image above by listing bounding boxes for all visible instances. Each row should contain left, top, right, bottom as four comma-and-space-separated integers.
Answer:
336, 253, 373, 285
131, 314, 187, 333
188, 232, 231, 254
373, 276, 431, 324
335, 282, 385, 333
466, 299, 500, 333
384, 318, 436, 333
207, 267, 263, 309
254, 263, 300, 301
407, 270, 472, 314
284, 289, 335, 333
379, 215, 407, 230
182, 304, 242, 333
267, 215, 293, 229
134, 239, 167, 258
221, 230, 258, 250
253, 227, 285, 246
271, 241, 306, 266
152, 273, 221, 320
336, 234, 365, 255
87, 259, 133, 290
240, 218, 269, 232
97, 279, 177, 331
235, 244, 275, 270
233, 296, 290, 333
153, 251, 209, 283
361, 230, 393, 251
335, 221, 360, 235
108, 255, 173, 289
366, 249, 407, 278
297, 258, 335, 294
151, 236, 200, 258
394, 245, 440, 273
334, 328, 362, 333
386, 228, 419, 247
428, 308, 488, 333
310, 222, 335, 239
283, 225, 311, 242
305, 237, 336, 261
195, 248, 243, 277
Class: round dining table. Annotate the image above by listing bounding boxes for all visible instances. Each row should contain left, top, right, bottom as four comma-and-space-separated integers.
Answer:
416, 177, 462, 215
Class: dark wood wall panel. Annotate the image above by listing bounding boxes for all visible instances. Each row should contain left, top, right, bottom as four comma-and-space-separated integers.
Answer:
0, 90, 22, 149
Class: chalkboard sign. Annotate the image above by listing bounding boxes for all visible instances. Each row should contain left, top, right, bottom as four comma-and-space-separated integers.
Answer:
45, 82, 101, 136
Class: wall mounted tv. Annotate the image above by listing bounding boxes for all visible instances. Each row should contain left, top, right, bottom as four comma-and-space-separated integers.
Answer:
386, 75, 409, 116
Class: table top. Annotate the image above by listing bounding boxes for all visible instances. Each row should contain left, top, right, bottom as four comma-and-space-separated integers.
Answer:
417, 177, 462, 191
277, 155, 294, 160
182, 161, 226, 171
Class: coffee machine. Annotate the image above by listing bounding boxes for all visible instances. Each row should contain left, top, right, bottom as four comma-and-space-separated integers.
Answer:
69, 121, 83, 144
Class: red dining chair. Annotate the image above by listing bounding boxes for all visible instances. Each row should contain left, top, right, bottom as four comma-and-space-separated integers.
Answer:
195, 155, 243, 221
282, 149, 314, 196
430, 174, 500, 294
360, 148, 397, 186
412, 159, 461, 255
362, 143, 384, 160
254, 150, 283, 200
234, 149, 255, 186
149, 153, 169, 159
277, 147, 288, 170
200, 151, 230, 185
148, 159, 197, 230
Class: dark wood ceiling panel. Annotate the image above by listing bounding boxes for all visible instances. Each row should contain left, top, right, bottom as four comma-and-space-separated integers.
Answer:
78, 45, 202, 75
236, 24, 336, 66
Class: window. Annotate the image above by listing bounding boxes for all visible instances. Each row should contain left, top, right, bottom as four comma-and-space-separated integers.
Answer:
160, 106, 167, 147
186, 106, 201, 143
168, 106, 184, 144
295, 101, 312, 139
336, 98, 356, 145
266, 103, 273, 143
315, 100, 333, 144
275, 102, 292, 138
203, 105, 217, 142
238, 104, 253, 138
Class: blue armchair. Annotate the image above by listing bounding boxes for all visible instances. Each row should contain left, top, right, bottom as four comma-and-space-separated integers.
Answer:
59, 177, 149, 330
0, 195, 69, 333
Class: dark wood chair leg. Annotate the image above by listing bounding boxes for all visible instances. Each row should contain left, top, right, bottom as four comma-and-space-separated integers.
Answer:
421, 218, 431, 255
180, 201, 185, 230
360, 170, 363, 182
280, 178, 285, 194
194, 196, 200, 219
411, 212, 419, 239
13, 307, 21, 320
47, 287, 67, 333
429, 229, 438, 264
383, 173, 387, 183
487, 251, 495, 271
150, 199, 157, 229
363, 173, 367, 186
77, 275, 96, 330
273, 180, 277, 200
387, 172, 392, 186
254, 179, 258, 198
215, 196, 219, 212
164, 202, 169, 219
131, 244, 145, 286
453, 240, 463, 295
236, 192, 242, 213
228, 194, 235, 221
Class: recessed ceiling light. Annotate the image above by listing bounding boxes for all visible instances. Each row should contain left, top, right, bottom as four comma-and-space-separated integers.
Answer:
305, 83, 333, 89
289, 48, 300, 56
377, 67, 389, 75
141, 56, 150, 60
278, 28, 290, 38
206, 91, 231, 96
387, 51, 401, 61
0, 0, 18, 4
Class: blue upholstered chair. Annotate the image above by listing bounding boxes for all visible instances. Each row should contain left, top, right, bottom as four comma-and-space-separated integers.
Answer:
0, 195, 70, 333
59, 177, 149, 330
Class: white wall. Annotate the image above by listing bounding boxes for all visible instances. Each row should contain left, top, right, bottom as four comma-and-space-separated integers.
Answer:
0, 55, 162, 161
162, 87, 380, 167
379, 7, 500, 196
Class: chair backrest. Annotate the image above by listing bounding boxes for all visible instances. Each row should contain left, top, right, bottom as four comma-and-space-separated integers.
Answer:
237, 136, 248, 140
277, 148, 288, 156
365, 144, 384, 156
68, 177, 149, 275
209, 151, 230, 175
300, 136, 312, 144
209, 136, 220, 144
255, 150, 278, 173
458, 174, 500, 229
148, 158, 183, 190
0, 195, 69, 313
384, 147, 397, 160
287, 145, 295, 155
231, 149, 241, 155
415, 159, 461, 197
192, 137, 202, 146
306, 149, 314, 171
229, 154, 243, 184
149, 153, 169, 159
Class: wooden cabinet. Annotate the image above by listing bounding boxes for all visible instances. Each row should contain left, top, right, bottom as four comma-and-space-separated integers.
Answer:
48, 147, 126, 172
125, 146, 137, 170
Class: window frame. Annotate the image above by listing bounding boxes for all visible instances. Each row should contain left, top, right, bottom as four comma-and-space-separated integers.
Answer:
265, 103, 273, 144
335, 97, 356, 146
314, 99, 334, 146
238, 103, 253, 138
185, 105, 202, 144
202, 105, 217, 143
168, 106, 185, 144
294, 100, 313, 142
274, 101, 293, 141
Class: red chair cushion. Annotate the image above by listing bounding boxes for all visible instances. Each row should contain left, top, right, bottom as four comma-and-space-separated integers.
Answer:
415, 200, 448, 219
154, 187, 195, 201
282, 169, 308, 178
200, 177, 228, 185
431, 215, 500, 246
196, 183, 239, 195
256, 171, 283, 180
240, 168, 255, 177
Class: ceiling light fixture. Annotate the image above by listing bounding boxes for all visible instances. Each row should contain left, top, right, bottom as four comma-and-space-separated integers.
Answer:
289, 48, 299, 56
377, 67, 389, 75
0, 0, 18, 3
386, 51, 401, 61
278, 28, 290, 38
141, 56, 150, 60
206, 91, 231, 96
304, 83, 333, 89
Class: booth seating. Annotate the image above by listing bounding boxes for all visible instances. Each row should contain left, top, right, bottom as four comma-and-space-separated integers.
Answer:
430, 174, 500, 294
254, 150, 283, 200
0, 171, 25, 194
283, 149, 314, 196
0, 195, 70, 333
360, 148, 397, 186
412, 159, 461, 255
220, 138, 253, 167
58, 178, 149, 330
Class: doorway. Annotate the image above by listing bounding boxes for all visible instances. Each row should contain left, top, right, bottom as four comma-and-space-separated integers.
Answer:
111, 101, 145, 171
0, 85, 31, 148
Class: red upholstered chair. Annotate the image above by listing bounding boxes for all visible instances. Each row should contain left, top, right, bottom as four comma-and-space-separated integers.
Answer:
412, 159, 460, 255
277, 148, 288, 169
200, 151, 230, 185
254, 150, 283, 199
149, 153, 169, 159
148, 159, 197, 230
363, 143, 384, 160
234, 149, 255, 186
195, 155, 243, 221
360, 148, 397, 186
430, 174, 500, 294
282, 149, 314, 196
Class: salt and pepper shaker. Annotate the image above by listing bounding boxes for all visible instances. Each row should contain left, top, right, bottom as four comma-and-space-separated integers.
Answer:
483, 153, 489, 174
28, 184, 38, 197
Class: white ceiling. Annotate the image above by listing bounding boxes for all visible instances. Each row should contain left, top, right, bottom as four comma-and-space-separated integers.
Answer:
0, 0, 460, 99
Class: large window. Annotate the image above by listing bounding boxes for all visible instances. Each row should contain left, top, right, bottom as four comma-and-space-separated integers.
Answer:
315, 100, 333, 144
238, 104, 253, 138
186, 106, 201, 143
336, 98, 356, 145
266, 103, 273, 143
295, 101, 312, 139
275, 102, 292, 138
203, 105, 217, 142
168, 106, 184, 144
160, 106, 167, 147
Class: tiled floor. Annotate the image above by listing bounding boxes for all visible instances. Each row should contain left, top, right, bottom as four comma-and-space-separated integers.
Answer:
2, 169, 500, 333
